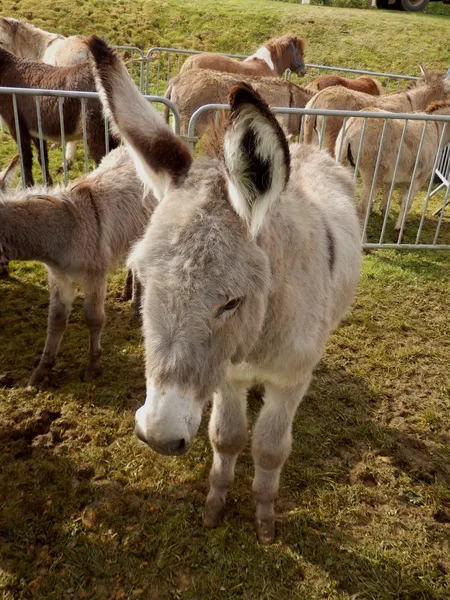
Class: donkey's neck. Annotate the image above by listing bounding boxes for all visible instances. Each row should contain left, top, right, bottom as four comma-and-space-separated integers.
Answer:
246, 45, 277, 75
407, 85, 443, 111
16, 21, 58, 59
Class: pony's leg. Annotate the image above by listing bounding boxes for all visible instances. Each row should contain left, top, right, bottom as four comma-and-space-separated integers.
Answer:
0, 244, 9, 278
28, 271, 76, 388
32, 138, 53, 187
131, 272, 142, 324
122, 268, 133, 301
13, 122, 34, 188
204, 380, 248, 528
65, 141, 78, 169
252, 376, 311, 544
395, 178, 423, 234
82, 276, 107, 381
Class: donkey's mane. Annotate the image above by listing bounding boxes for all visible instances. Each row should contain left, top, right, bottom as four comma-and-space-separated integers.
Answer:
425, 99, 450, 113
263, 33, 305, 60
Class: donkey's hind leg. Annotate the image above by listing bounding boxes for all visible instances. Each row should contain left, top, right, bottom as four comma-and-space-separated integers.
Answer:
204, 380, 248, 528
82, 275, 107, 382
28, 271, 77, 388
252, 376, 311, 544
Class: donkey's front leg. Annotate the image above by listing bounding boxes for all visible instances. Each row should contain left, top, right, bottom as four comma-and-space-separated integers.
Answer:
82, 276, 106, 381
28, 272, 76, 388
252, 377, 311, 544
204, 380, 248, 528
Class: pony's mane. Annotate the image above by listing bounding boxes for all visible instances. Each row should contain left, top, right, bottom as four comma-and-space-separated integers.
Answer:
263, 33, 305, 60
425, 99, 450, 114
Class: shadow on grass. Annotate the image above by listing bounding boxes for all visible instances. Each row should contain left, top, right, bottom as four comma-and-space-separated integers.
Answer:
1, 363, 448, 599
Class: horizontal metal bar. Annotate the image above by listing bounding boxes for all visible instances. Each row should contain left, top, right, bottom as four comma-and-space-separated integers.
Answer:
188, 103, 450, 123
363, 243, 450, 250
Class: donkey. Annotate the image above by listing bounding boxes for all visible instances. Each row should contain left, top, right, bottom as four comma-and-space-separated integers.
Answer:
303, 66, 450, 156
0, 17, 89, 166
306, 74, 383, 96
0, 154, 19, 277
0, 46, 117, 187
337, 100, 450, 233
164, 69, 315, 136
179, 34, 306, 78
88, 36, 361, 543
0, 147, 154, 387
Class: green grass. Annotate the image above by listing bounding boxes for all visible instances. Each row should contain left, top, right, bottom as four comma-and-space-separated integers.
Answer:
1, 1, 450, 598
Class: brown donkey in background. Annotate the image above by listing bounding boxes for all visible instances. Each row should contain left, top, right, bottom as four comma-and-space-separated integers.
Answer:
0, 47, 117, 187
0, 147, 154, 387
303, 66, 450, 156
306, 74, 383, 95
88, 36, 361, 543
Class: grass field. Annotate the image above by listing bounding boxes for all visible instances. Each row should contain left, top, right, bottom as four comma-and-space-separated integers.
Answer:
1, 1, 450, 598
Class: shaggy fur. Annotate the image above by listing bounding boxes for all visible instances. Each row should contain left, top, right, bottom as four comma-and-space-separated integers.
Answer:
303, 67, 450, 156
179, 34, 306, 78
164, 69, 315, 136
0, 46, 117, 187
0, 147, 155, 386
337, 100, 450, 233
88, 36, 361, 544
306, 74, 383, 95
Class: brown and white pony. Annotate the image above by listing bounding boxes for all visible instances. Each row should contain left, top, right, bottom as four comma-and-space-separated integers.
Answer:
179, 33, 306, 78
307, 74, 383, 96
88, 36, 361, 544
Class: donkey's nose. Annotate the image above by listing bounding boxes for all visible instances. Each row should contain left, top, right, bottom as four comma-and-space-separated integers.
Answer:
134, 426, 189, 456
165, 438, 187, 455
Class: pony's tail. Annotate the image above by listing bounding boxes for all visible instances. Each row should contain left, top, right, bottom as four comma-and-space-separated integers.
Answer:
163, 80, 173, 124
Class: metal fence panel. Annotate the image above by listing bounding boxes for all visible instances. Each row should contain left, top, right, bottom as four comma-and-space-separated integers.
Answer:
186, 104, 450, 251
144, 46, 419, 95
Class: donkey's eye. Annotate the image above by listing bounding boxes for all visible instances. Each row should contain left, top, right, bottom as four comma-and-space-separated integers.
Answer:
216, 297, 242, 317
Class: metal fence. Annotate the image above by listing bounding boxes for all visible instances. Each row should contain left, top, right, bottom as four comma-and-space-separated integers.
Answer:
0, 86, 180, 186
186, 104, 450, 250
0, 87, 448, 251
143, 46, 419, 95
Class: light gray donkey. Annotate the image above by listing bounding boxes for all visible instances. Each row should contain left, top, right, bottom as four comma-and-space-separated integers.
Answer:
88, 36, 362, 543
0, 146, 154, 387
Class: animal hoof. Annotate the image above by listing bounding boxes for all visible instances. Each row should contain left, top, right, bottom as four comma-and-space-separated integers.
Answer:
256, 518, 276, 545
203, 497, 224, 528
82, 363, 101, 382
27, 370, 51, 389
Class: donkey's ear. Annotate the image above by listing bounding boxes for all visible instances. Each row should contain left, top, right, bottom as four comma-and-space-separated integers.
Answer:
0, 154, 20, 193
223, 83, 290, 238
419, 63, 427, 77
86, 35, 192, 203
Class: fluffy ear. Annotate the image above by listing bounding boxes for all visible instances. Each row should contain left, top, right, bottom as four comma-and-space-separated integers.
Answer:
86, 35, 192, 202
223, 83, 290, 238
0, 154, 20, 193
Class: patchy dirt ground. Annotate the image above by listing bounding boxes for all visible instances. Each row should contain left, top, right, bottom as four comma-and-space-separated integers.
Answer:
1, 249, 449, 599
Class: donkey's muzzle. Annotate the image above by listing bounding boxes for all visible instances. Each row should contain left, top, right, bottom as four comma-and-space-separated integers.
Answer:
134, 425, 189, 456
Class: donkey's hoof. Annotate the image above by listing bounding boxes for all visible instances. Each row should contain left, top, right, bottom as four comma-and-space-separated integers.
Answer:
203, 497, 225, 529
27, 369, 51, 390
81, 363, 101, 382
256, 518, 276, 545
